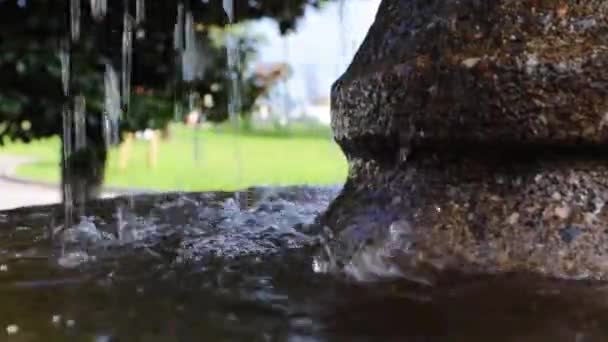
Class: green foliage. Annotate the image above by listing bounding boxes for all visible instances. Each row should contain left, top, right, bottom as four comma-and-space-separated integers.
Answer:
0, 0, 334, 145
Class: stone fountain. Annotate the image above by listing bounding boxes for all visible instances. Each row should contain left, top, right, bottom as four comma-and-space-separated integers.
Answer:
320, 0, 608, 281
3, 0, 608, 285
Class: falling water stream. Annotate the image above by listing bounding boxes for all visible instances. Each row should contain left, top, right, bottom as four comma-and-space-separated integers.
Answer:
121, 1, 133, 113
223, 0, 244, 201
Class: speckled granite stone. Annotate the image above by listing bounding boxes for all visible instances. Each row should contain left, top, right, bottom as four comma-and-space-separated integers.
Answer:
324, 0, 608, 281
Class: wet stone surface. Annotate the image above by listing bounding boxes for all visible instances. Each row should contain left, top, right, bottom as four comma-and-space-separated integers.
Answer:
324, 0, 608, 282
319, 157, 608, 282
332, 0, 608, 147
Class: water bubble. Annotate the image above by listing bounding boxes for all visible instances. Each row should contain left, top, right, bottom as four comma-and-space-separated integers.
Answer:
66, 319, 76, 328
51, 315, 62, 325
0, 265, 7, 272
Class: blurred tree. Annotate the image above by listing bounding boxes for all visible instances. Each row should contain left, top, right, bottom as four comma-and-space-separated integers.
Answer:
0, 0, 333, 201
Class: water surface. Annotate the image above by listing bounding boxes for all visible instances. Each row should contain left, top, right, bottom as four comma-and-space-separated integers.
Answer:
0, 187, 607, 341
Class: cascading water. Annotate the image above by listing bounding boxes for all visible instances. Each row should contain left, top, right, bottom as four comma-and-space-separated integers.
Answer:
61, 0, 76, 234
337, 0, 348, 71
135, 0, 145, 26
223, 0, 244, 196
90, 0, 107, 21
183, 8, 208, 164
70, 0, 81, 42
103, 64, 121, 148
73, 94, 87, 217
189, 91, 202, 163
173, 2, 185, 126
282, 33, 291, 128
121, 3, 133, 112
59, 39, 71, 97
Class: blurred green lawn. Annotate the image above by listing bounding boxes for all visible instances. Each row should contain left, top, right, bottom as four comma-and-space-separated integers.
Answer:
0, 124, 348, 191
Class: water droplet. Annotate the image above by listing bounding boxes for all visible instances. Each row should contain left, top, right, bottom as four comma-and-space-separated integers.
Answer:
51, 315, 62, 325
66, 319, 76, 328
0, 265, 7, 272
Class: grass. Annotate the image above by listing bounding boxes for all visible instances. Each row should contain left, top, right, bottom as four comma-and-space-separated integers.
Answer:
0, 124, 348, 191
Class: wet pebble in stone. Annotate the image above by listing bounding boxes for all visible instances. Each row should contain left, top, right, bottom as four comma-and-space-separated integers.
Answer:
6, 324, 18, 335
559, 226, 582, 244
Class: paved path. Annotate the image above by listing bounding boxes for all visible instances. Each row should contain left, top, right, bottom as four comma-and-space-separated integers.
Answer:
0, 155, 60, 210
0, 155, 130, 211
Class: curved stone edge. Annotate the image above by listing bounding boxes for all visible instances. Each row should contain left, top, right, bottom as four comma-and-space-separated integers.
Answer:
319, 157, 608, 282
331, 0, 608, 149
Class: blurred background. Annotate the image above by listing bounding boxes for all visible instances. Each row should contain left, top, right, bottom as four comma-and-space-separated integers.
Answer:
0, 0, 380, 210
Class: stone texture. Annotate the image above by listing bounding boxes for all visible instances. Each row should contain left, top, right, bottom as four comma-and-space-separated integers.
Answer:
323, 0, 608, 281
332, 0, 608, 151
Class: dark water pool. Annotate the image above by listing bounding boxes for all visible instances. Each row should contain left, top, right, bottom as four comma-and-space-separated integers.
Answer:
1, 187, 608, 342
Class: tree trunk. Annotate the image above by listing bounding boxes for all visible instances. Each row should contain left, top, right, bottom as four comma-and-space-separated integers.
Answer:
320, 0, 608, 282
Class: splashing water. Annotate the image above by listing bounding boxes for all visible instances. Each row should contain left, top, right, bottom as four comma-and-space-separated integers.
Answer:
90, 0, 107, 21
103, 63, 121, 148
70, 0, 81, 42
121, 10, 133, 111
